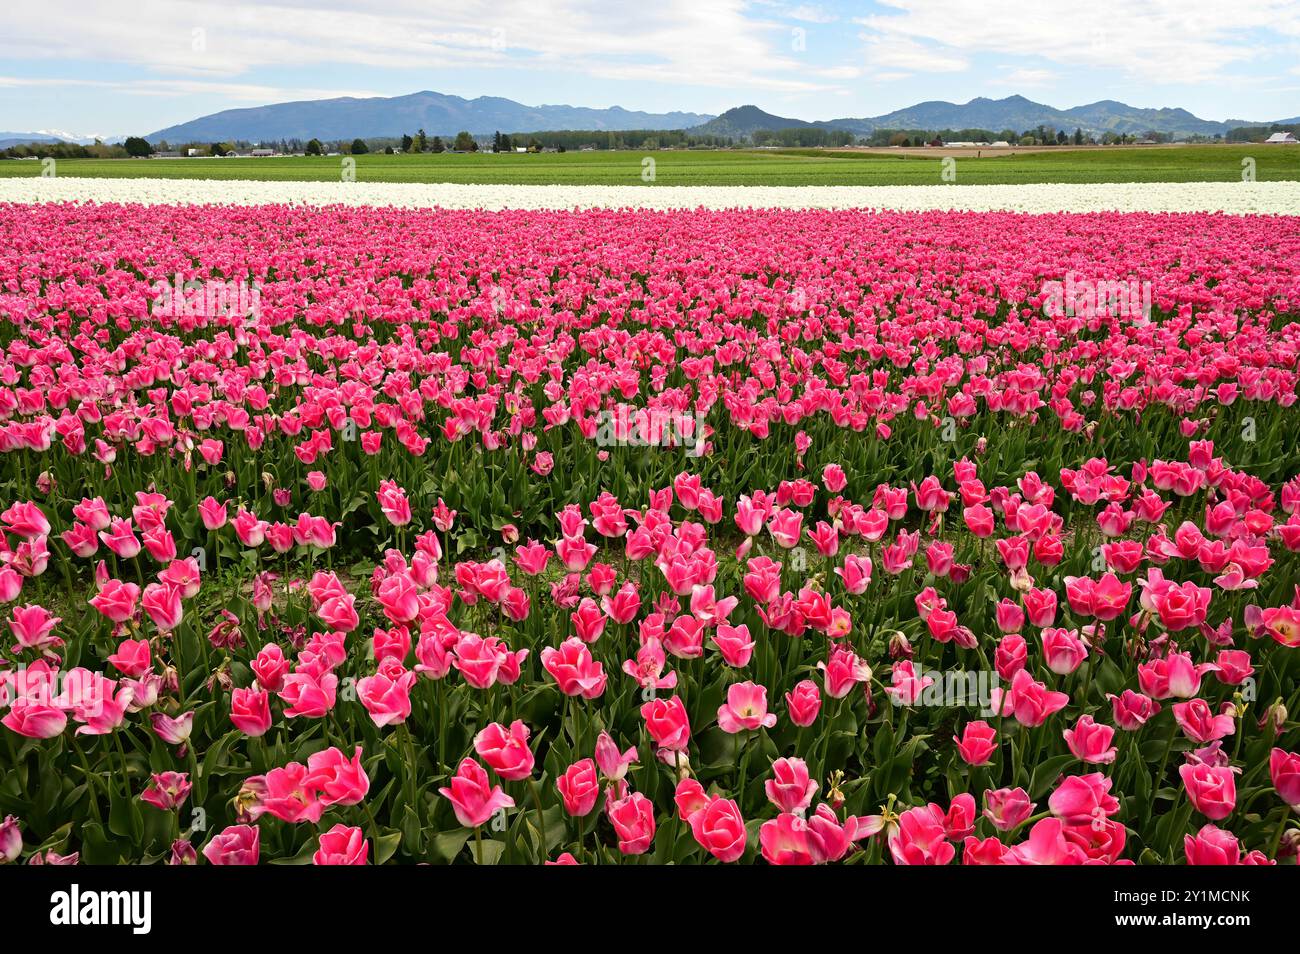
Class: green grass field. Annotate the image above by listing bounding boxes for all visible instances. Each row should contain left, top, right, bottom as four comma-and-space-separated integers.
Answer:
1, 144, 1296, 186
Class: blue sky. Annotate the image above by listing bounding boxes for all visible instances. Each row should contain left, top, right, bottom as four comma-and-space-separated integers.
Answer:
3, 0, 1299, 139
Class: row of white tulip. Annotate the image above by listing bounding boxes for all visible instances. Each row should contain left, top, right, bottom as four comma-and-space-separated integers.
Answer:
3, 176, 1299, 213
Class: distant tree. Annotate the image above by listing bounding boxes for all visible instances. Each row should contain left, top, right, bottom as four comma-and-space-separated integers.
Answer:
384, 145, 394, 154
888, 132, 909, 147
351, 138, 369, 154
209, 142, 225, 157
430, 136, 445, 153
414, 129, 428, 152
1056, 130, 1068, 145
492, 131, 503, 152
452, 131, 477, 152
123, 136, 153, 157
501, 134, 514, 151
400, 134, 413, 152
1073, 127, 1084, 146
305, 138, 324, 155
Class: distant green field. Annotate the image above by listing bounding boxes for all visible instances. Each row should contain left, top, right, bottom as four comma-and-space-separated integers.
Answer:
1, 145, 1296, 186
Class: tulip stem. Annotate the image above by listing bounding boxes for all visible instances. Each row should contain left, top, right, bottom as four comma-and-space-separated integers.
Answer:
70, 737, 102, 823
1269, 806, 1291, 860
1166, 800, 1194, 861
401, 723, 420, 816
736, 733, 751, 803
474, 824, 484, 865
186, 744, 202, 803
6, 733, 25, 799
113, 729, 132, 799
528, 778, 549, 858
1147, 716, 1178, 825
435, 679, 448, 773
360, 796, 381, 845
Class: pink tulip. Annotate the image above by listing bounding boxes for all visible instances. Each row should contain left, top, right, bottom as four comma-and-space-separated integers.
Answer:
689, 797, 747, 862
784, 679, 822, 727
557, 759, 600, 816
641, 695, 691, 752
439, 757, 515, 828
107, 638, 151, 678
304, 746, 370, 806
1062, 714, 1117, 764
765, 757, 818, 814
230, 687, 272, 737
2, 699, 67, 739
1049, 773, 1119, 825
954, 721, 998, 766
356, 660, 417, 727
1173, 699, 1236, 744
607, 791, 655, 855
197, 498, 228, 531
150, 711, 194, 745
889, 805, 954, 865
141, 582, 183, 631
594, 732, 639, 781
983, 787, 1036, 831
278, 671, 338, 719
141, 772, 191, 811
203, 825, 260, 865
717, 681, 777, 733
1184, 824, 1244, 865
474, 720, 535, 781
1269, 749, 1300, 811
313, 824, 368, 865
1180, 763, 1237, 820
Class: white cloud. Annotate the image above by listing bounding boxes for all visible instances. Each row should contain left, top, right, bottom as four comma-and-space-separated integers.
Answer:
992, 68, 1057, 88
817, 65, 865, 80
786, 4, 838, 23
0, 75, 386, 102
853, 0, 1300, 85
859, 34, 969, 76
0, 0, 844, 97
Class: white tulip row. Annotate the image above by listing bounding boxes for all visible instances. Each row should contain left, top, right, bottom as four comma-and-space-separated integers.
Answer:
2, 176, 1299, 214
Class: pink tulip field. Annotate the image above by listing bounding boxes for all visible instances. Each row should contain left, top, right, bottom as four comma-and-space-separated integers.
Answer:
2, 199, 1299, 866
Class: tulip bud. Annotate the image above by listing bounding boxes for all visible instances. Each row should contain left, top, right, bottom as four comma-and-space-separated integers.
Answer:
1081, 622, 1106, 649
888, 632, 913, 659
671, 751, 693, 781
826, 770, 846, 810
0, 816, 21, 863
169, 839, 198, 865
1280, 829, 1300, 860
1258, 699, 1288, 737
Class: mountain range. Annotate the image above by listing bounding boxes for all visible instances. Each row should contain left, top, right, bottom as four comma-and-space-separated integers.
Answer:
0, 130, 95, 149
143, 91, 713, 144
697, 96, 1274, 140
8, 93, 1295, 149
